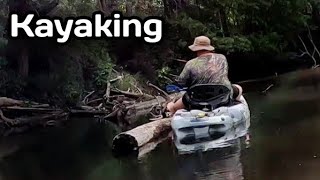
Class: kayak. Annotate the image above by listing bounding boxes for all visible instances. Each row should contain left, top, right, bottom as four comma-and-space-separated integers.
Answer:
166, 84, 251, 154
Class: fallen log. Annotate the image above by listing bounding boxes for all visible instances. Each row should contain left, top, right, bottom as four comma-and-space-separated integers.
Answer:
112, 117, 172, 156
1, 106, 59, 112
122, 93, 182, 125
69, 109, 109, 116
12, 111, 69, 126
111, 88, 154, 100
0, 97, 24, 107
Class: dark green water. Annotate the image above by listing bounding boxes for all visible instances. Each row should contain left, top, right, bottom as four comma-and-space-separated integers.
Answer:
0, 87, 320, 180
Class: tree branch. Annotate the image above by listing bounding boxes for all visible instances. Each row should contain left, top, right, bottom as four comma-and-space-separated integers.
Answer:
298, 35, 318, 68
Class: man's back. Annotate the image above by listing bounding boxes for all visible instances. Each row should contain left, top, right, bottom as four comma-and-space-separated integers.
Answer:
176, 53, 232, 91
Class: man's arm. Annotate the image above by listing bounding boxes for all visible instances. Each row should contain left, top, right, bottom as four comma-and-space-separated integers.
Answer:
174, 61, 191, 87
218, 54, 229, 76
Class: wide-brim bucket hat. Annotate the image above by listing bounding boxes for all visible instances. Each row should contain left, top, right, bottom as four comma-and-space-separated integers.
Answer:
188, 36, 215, 51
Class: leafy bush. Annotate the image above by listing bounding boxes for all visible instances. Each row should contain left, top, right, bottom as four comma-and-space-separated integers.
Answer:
156, 66, 174, 87
213, 36, 253, 54
58, 56, 85, 105
0, 37, 7, 70
249, 32, 286, 54
113, 72, 147, 92
94, 56, 114, 88
0, 70, 26, 97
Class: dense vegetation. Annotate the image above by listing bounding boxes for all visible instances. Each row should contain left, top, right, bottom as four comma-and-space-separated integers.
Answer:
0, 0, 319, 106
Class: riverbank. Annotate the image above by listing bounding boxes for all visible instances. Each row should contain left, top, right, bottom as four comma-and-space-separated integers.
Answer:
0, 86, 319, 180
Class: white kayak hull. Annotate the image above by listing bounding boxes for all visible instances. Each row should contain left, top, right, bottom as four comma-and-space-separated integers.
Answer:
171, 95, 250, 154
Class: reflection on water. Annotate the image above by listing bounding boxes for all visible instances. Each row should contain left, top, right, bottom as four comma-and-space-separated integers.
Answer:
174, 139, 244, 180
0, 83, 319, 180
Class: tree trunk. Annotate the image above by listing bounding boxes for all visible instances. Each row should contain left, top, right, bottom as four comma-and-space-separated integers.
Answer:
162, 0, 171, 17
37, 0, 60, 15
164, 0, 189, 17
219, 8, 230, 36
18, 46, 29, 78
312, 4, 320, 26
98, 0, 118, 14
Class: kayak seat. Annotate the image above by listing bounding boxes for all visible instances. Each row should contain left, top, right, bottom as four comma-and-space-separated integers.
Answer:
184, 84, 232, 111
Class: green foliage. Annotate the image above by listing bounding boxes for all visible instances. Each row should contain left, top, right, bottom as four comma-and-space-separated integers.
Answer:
168, 0, 314, 54
94, 56, 114, 88
0, 57, 7, 69
0, 0, 317, 105
59, 56, 84, 105
156, 66, 174, 87
73, 40, 115, 89
65, 40, 114, 88
249, 32, 286, 54
0, 37, 7, 70
0, 70, 26, 97
213, 36, 253, 54
0, 37, 7, 50
171, 13, 216, 39
113, 72, 146, 91
55, 0, 96, 16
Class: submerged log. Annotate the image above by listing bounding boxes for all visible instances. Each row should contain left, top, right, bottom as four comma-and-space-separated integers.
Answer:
137, 132, 171, 159
112, 117, 172, 156
12, 111, 69, 126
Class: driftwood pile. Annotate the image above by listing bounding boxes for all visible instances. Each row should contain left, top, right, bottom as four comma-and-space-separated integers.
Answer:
0, 81, 182, 136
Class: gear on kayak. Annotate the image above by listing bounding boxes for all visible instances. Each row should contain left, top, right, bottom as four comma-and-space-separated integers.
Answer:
166, 84, 250, 154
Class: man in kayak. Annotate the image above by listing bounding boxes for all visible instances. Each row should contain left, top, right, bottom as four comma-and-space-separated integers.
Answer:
166, 35, 243, 114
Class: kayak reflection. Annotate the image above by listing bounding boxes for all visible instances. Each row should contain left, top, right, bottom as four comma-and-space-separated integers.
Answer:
175, 139, 244, 180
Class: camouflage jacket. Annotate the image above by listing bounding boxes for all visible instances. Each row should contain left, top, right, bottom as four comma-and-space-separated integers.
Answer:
175, 53, 233, 96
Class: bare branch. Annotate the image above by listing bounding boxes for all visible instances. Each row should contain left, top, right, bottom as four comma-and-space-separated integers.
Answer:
262, 84, 274, 94
82, 91, 95, 105
104, 82, 111, 100
0, 109, 17, 125
298, 35, 318, 68
307, 26, 320, 58
130, 82, 143, 94
147, 82, 171, 100
172, 58, 187, 63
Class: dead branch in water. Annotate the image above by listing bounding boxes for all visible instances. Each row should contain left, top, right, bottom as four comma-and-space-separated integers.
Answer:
0, 110, 17, 125
298, 27, 320, 68
262, 84, 274, 94
0, 76, 181, 135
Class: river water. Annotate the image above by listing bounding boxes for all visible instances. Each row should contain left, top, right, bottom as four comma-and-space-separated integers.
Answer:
0, 85, 319, 180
